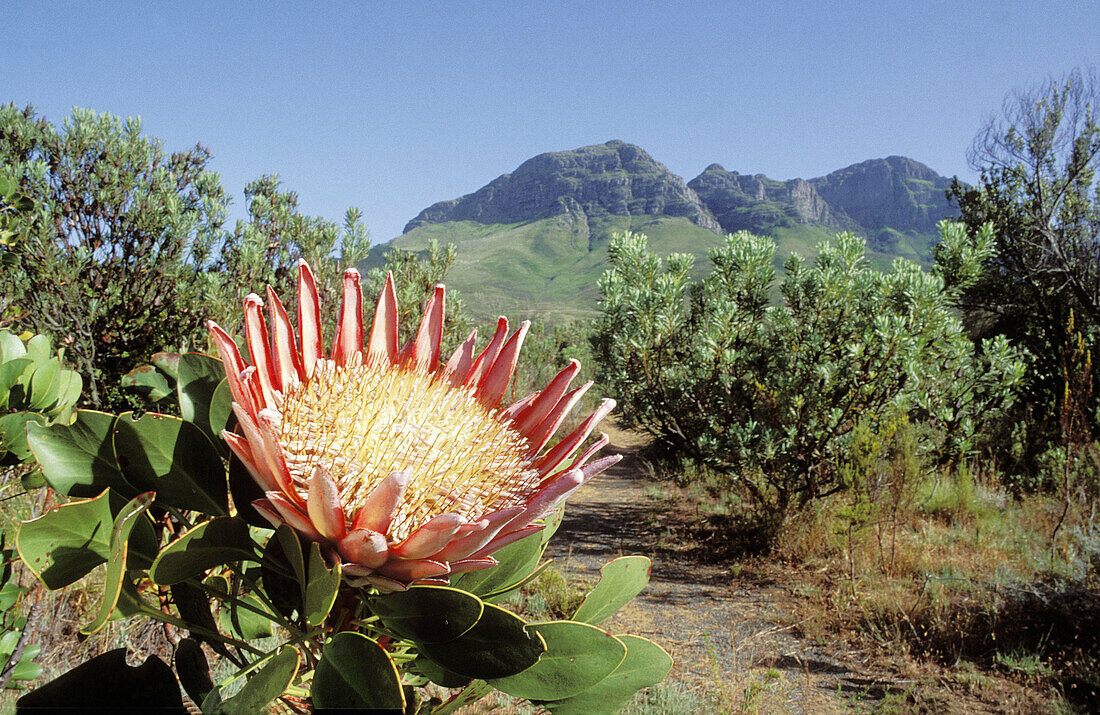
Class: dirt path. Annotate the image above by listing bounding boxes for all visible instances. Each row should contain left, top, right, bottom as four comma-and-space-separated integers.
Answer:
544, 426, 905, 713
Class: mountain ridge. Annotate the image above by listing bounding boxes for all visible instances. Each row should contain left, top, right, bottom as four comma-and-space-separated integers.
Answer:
400, 141, 954, 248
374, 141, 959, 321
404, 140, 720, 234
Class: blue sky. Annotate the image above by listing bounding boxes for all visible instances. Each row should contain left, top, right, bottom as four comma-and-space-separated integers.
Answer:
5, 2, 1098, 241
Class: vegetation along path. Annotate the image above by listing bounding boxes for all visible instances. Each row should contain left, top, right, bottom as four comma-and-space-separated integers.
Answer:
543, 425, 915, 713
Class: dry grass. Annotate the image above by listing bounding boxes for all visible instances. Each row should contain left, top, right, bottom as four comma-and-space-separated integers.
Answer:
641, 450, 1100, 712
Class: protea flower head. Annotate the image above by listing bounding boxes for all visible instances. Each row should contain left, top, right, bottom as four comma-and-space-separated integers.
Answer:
207, 261, 619, 592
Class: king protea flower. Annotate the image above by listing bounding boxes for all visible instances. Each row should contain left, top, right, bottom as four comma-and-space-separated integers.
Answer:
207, 261, 619, 592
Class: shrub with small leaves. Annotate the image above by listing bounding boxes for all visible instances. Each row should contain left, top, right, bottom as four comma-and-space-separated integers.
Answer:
592, 225, 1025, 532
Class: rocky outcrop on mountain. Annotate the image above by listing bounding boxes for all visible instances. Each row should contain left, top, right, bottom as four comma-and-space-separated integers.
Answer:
688, 164, 847, 233
807, 156, 954, 234
403, 140, 720, 233
686, 157, 955, 238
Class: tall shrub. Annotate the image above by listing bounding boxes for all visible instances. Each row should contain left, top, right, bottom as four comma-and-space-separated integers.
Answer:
0, 105, 228, 409
0, 107, 371, 411
947, 67, 1100, 458
592, 227, 1024, 529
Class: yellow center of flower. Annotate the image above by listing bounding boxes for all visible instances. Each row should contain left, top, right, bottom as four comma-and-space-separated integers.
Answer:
272, 357, 539, 540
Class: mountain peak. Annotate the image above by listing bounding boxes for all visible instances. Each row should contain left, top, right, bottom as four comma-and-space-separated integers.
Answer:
808, 156, 954, 233
403, 141, 720, 233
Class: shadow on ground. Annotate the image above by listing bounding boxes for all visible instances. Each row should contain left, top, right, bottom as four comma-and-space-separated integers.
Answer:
542, 432, 908, 711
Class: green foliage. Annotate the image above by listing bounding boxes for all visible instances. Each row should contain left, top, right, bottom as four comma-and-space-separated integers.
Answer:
490, 620, 626, 700
0, 172, 37, 326
946, 66, 1100, 463
541, 635, 674, 714
312, 633, 403, 710
212, 174, 372, 335
572, 556, 651, 625
210, 646, 301, 715
27, 405, 230, 513
592, 227, 1024, 528
0, 106, 370, 413
0, 329, 82, 470
0, 105, 230, 410
0, 536, 42, 690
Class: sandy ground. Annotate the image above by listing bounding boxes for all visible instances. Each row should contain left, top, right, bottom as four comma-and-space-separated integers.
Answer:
543, 425, 915, 713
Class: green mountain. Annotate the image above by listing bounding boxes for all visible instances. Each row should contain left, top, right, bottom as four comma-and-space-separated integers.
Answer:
367, 141, 957, 322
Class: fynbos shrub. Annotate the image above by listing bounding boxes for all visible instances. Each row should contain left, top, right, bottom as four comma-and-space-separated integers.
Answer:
592, 225, 1025, 533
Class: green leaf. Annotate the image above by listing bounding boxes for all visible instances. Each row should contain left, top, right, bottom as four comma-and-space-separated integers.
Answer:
0, 412, 44, 462
178, 353, 231, 450
0, 331, 26, 363
303, 541, 340, 627
113, 411, 228, 514
171, 581, 222, 648
82, 492, 156, 635
0, 630, 18, 656
53, 369, 82, 412
209, 381, 232, 436
276, 525, 306, 585
11, 654, 43, 683
216, 646, 299, 715
451, 529, 544, 597
16, 486, 157, 591
27, 358, 60, 411
113, 578, 150, 620
20, 468, 46, 490
488, 621, 626, 701
23, 334, 50, 363
152, 352, 181, 379
174, 638, 214, 706
217, 592, 275, 641
411, 656, 472, 688
369, 585, 483, 643
121, 365, 172, 402
259, 526, 304, 620
539, 635, 673, 713
312, 632, 405, 711
27, 410, 132, 498
149, 516, 255, 585
16, 489, 114, 589
0, 582, 23, 611
571, 556, 651, 625
0, 357, 32, 408
417, 603, 545, 680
